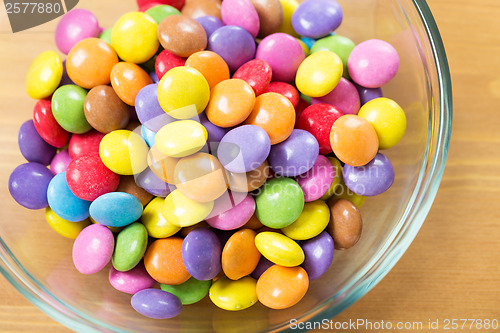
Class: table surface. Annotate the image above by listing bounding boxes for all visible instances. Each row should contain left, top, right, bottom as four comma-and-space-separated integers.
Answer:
0, 0, 499, 332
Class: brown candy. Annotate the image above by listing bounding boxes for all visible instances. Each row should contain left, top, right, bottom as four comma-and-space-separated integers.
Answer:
182, 0, 222, 19
244, 213, 264, 230
84, 85, 130, 134
179, 221, 211, 238
228, 161, 270, 192
115, 175, 153, 206
250, 0, 284, 38
326, 199, 363, 250
157, 15, 208, 58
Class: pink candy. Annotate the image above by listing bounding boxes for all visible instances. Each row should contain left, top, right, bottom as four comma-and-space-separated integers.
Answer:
109, 263, 156, 294
206, 194, 256, 230
311, 77, 360, 115
72, 224, 114, 275
296, 155, 335, 202
221, 0, 260, 38
55, 9, 100, 55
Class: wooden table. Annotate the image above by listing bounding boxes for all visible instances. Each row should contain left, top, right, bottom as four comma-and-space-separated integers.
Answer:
1, 0, 499, 332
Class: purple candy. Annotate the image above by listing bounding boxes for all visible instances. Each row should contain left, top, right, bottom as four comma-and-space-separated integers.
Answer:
268, 129, 319, 177
50, 149, 72, 175
131, 289, 182, 319
135, 84, 176, 132
55, 9, 100, 54
291, 0, 343, 39
296, 155, 335, 202
208, 25, 256, 72
199, 112, 230, 144
109, 263, 156, 294
60, 60, 75, 86
218, 125, 271, 173
149, 71, 160, 83
354, 82, 383, 105
311, 78, 361, 115
9, 162, 53, 210
136, 167, 173, 197
251, 256, 273, 279
206, 194, 255, 230
301, 231, 334, 280
182, 228, 222, 280
195, 16, 224, 39
18, 120, 56, 165
343, 153, 395, 196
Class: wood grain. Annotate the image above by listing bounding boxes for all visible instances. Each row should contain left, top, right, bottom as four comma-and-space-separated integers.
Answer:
1, 0, 499, 332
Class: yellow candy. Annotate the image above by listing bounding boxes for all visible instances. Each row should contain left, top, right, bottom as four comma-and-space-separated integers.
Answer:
162, 189, 214, 227
296, 51, 343, 97
320, 157, 343, 200
158, 66, 210, 119
155, 120, 207, 158
278, 0, 299, 37
332, 182, 367, 208
281, 200, 330, 240
209, 276, 258, 311
99, 130, 149, 175
142, 197, 181, 238
45, 207, 90, 239
25, 51, 63, 99
297, 38, 310, 57
254, 232, 304, 267
90, 216, 123, 233
111, 12, 159, 64
358, 97, 407, 149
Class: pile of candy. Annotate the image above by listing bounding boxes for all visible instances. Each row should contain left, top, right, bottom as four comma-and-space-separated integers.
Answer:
9, 0, 407, 320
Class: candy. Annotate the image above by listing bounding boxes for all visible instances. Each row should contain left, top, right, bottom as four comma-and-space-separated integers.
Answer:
144, 237, 191, 285
329, 114, 379, 166
161, 277, 211, 305
209, 276, 257, 311
255, 232, 304, 266
292, 0, 343, 39
208, 25, 256, 72
138, 0, 185, 11
264, 82, 299, 108
326, 198, 362, 249
256, 33, 305, 83
343, 152, 395, 196
268, 129, 319, 177
136, 167, 172, 197
99, 130, 149, 175
249, 0, 283, 38
182, 0, 222, 19
157, 15, 207, 58
244, 92, 295, 145
206, 194, 256, 230
182, 227, 222, 280
155, 50, 186, 81
256, 265, 309, 309
221, 0, 260, 38
185, 51, 230, 90
278, 0, 300, 37
110, 62, 152, 106
320, 156, 343, 200
142, 196, 181, 238
296, 155, 336, 202
282, 200, 330, 240
195, 16, 224, 39
147, 146, 179, 183
9, 163, 53, 209
162, 189, 214, 227
300, 231, 334, 280
111, 12, 159, 64
84, 85, 130, 133
251, 256, 273, 279
310, 34, 355, 79
145, 4, 181, 23
18, 120, 56, 165
25, 51, 62, 99
116, 175, 154, 206
222, 229, 261, 280
68, 130, 104, 159
217, 125, 271, 173
52, 85, 92, 134
358, 97, 407, 149
296, 51, 343, 97
227, 160, 270, 193
66, 152, 120, 201
45, 207, 90, 239
232, 59, 272, 96
157, 66, 210, 119
47, 172, 90, 221
99, 28, 113, 46
112, 222, 148, 272
109, 263, 156, 294
348, 39, 400, 88
206, 79, 255, 127
131, 289, 183, 319
311, 78, 360, 115
155, 120, 208, 158
89, 192, 143, 228
199, 112, 230, 144
355, 83, 383, 105
72, 224, 114, 275
55, 9, 100, 54
135, 84, 174, 132
33, 99, 70, 148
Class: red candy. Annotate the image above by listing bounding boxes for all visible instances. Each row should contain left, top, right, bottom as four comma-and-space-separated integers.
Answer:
68, 130, 105, 159
33, 99, 70, 148
264, 82, 299, 108
296, 103, 343, 154
155, 50, 186, 80
233, 59, 272, 96
66, 152, 120, 201
138, 2, 164, 12
137, 0, 185, 12
295, 97, 310, 122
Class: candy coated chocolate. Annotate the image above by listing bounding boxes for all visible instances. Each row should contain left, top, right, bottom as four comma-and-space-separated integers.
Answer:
9, 162, 53, 210
326, 198, 362, 249
18, 120, 56, 165
208, 25, 256, 72
343, 152, 395, 196
84, 85, 130, 133
157, 15, 207, 58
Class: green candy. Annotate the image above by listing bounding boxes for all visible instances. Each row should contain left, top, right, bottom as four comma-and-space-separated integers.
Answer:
99, 28, 113, 46
256, 178, 305, 229
311, 35, 356, 79
161, 277, 211, 305
51, 85, 91, 134
300, 93, 312, 104
145, 5, 181, 24
112, 222, 148, 272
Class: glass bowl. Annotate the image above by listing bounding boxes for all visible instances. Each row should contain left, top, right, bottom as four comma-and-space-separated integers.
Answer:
0, 0, 452, 331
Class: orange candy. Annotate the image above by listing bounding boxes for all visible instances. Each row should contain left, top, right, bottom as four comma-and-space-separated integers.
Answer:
222, 229, 261, 280
244, 92, 295, 144
227, 160, 270, 192
174, 152, 228, 202
66, 38, 118, 89
185, 51, 230, 89
147, 145, 179, 184
206, 79, 255, 128
256, 265, 309, 309
144, 237, 191, 285
110, 62, 152, 106
329, 115, 379, 166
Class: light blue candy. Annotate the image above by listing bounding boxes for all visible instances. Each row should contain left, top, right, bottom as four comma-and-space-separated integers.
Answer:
301, 36, 316, 50
47, 172, 91, 222
141, 125, 156, 147
90, 192, 143, 227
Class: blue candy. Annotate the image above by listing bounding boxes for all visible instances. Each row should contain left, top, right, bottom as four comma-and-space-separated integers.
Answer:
90, 192, 143, 227
47, 172, 91, 221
